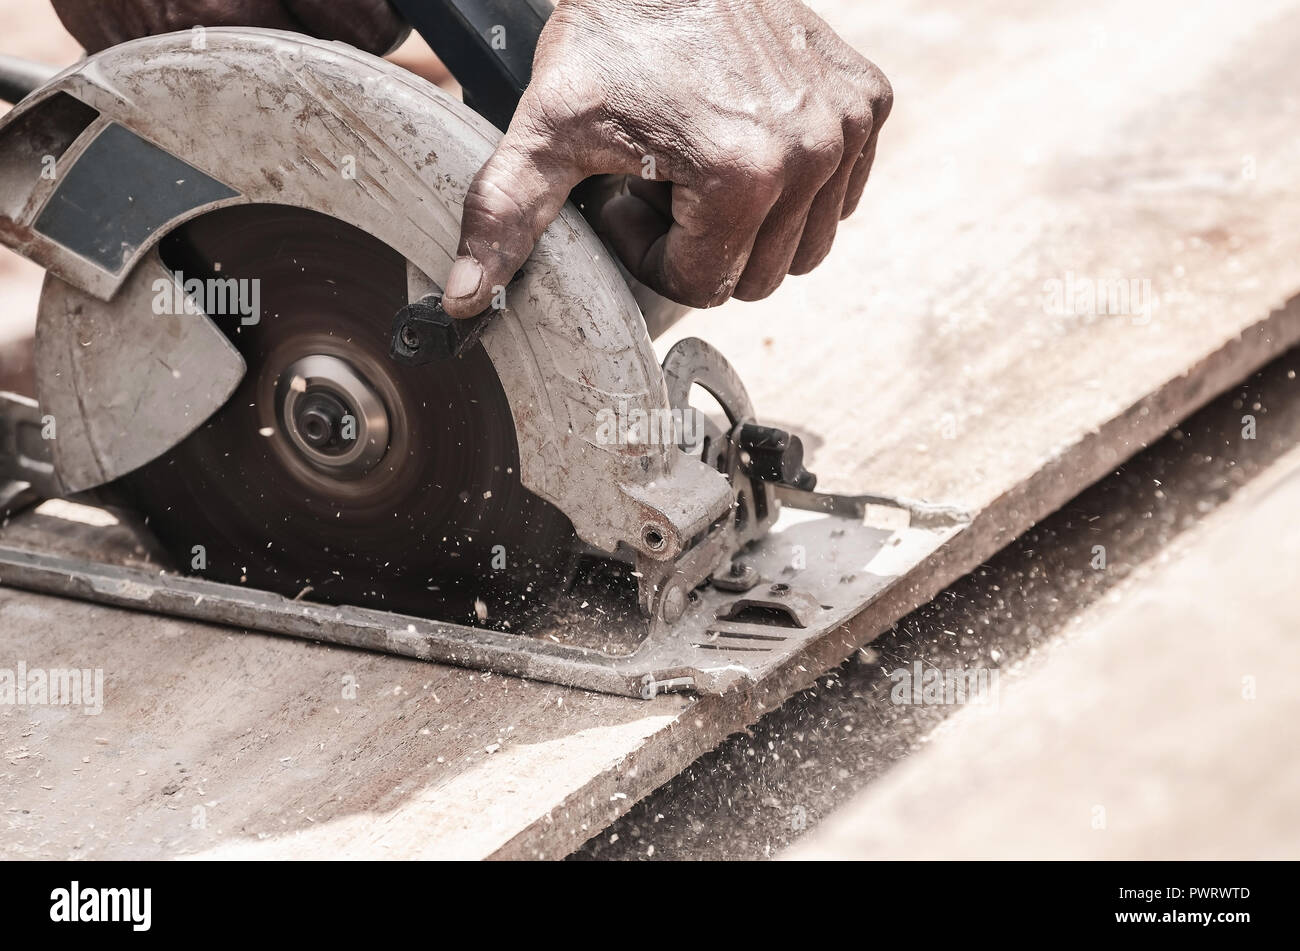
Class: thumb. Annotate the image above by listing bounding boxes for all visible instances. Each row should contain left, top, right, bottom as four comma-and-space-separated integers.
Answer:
443, 125, 585, 318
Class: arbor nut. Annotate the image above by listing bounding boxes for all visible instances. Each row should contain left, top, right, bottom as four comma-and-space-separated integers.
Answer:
295, 392, 350, 450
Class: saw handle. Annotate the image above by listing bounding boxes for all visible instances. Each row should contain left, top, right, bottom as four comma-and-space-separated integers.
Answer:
0, 53, 60, 105
388, 0, 552, 131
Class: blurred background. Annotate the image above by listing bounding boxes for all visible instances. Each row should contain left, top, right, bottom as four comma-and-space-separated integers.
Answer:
0, 1, 78, 388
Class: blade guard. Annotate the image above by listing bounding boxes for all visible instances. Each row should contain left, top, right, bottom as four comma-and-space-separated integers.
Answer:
0, 29, 732, 559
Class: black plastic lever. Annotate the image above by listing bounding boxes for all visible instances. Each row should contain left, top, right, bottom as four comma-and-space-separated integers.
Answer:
387, 0, 553, 131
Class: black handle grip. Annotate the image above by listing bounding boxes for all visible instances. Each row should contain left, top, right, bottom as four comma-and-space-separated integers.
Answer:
388, 0, 553, 130
0, 53, 60, 105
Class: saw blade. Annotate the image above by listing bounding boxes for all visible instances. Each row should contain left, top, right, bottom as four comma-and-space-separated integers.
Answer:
117, 204, 575, 622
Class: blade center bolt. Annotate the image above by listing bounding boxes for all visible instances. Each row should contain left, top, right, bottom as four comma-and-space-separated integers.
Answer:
296, 391, 349, 450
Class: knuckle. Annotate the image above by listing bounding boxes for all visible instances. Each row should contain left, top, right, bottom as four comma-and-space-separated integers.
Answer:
866, 67, 894, 123
797, 129, 846, 181
841, 105, 874, 148
748, 167, 785, 205
840, 67, 890, 141
707, 142, 786, 207
284, 0, 408, 52
463, 171, 528, 235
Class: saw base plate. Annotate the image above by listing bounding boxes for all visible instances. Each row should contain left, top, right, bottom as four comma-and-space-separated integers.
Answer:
0, 490, 968, 699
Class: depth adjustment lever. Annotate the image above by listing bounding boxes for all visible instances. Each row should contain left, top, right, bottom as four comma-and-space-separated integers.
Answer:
736, 423, 817, 491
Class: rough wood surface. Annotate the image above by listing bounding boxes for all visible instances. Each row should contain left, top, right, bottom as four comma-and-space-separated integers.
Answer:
3, 0, 1300, 859
786, 439, 1300, 860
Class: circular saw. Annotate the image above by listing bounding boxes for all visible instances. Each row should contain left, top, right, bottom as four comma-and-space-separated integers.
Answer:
0, 15, 949, 700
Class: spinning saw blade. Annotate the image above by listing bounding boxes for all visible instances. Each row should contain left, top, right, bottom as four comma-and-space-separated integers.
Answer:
118, 204, 575, 621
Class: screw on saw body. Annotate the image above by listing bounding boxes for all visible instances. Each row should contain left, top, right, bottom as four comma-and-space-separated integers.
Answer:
398, 322, 422, 353
711, 560, 760, 592
389, 293, 488, 365
736, 423, 818, 491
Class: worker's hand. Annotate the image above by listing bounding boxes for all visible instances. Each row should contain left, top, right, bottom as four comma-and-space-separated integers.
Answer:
49, 0, 408, 57
443, 0, 892, 316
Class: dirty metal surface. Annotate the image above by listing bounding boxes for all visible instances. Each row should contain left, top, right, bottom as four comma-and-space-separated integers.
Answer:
35, 253, 245, 494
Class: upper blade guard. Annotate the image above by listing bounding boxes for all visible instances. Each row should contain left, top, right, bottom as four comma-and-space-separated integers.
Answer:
0, 28, 731, 556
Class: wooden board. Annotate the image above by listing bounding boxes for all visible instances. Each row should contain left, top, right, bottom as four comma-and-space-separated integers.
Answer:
786, 437, 1300, 860
4, 0, 1300, 859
